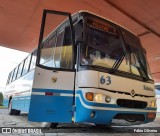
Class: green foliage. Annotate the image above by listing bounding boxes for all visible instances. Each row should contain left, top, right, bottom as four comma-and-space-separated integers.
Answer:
0, 92, 3, 106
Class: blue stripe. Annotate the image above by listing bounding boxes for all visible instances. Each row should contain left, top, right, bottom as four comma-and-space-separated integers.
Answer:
145, 107, 157, 110
32, 88, 74, 94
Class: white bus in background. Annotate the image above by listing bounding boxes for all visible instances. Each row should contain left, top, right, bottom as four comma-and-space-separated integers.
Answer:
3, 10, 157, 127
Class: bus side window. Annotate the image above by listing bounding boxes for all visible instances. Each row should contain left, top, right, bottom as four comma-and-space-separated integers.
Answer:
9, 71, 13, 83
22, 55, 31, 75
7, 72, 11, 84
12, 67, 17, 81
11, 68, 16, 82
17, 62, 23, 78
30, 49, 37, 70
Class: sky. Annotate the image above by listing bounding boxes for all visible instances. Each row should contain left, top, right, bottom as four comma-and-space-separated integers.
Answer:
0, 46, 28, 93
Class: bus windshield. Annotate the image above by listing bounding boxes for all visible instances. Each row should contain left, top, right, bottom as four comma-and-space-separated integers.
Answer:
81, 17, 151, 80
81, 18, 125, 69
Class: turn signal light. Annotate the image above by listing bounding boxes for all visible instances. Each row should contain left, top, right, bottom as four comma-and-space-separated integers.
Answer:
149, 101, 156, 107
86, 92, 94, 101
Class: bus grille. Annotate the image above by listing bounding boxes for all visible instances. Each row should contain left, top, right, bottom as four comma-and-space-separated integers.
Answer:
117, 99, 147, 109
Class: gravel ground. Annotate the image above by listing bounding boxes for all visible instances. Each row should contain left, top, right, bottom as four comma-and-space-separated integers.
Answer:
0, 108, 160, 136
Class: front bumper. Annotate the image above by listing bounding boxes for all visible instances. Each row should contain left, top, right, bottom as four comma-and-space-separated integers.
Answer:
75, 90, 157, 125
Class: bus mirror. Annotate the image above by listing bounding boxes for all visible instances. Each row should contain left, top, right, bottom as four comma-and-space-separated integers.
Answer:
155, 85, 160, 91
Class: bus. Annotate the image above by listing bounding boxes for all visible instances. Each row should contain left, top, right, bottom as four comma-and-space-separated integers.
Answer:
3, 10, 157, 127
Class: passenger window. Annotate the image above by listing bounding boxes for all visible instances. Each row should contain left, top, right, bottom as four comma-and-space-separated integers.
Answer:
30, 50, 37, 70
17, 62, 23, 78
22, 55, 31, 75
9, 71, 13, 83
12, 68, 18, 81
7, 73, 11, 84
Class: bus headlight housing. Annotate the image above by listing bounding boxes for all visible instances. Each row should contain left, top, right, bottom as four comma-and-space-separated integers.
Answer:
95, 94, 103, 103
86, 92, 94, 101
149, 101, 156, 107
105, 96, 111, 103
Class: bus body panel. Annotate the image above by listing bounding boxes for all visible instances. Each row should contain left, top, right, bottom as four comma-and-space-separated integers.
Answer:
3, 70, 34, 112
28, 66, 75, 122
77, 70, 155, 96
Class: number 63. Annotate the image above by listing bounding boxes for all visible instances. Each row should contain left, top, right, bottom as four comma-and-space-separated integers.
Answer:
100, 76, 111, 85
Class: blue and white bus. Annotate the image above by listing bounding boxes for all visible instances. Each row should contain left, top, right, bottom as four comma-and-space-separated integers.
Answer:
3, 10, 157, 127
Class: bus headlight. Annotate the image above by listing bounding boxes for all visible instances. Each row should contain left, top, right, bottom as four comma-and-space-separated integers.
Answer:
105, 96, 111, 103
95, 94, 103, 103
149, 101, 156, 107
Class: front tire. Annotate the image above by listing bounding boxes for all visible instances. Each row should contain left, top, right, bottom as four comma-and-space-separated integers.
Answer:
14, 110, 21, 115
50, 123, 58, 128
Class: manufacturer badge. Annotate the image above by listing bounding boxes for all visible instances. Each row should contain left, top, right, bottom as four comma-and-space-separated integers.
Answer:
131, 90, 135, 97
51, 77, 57, 83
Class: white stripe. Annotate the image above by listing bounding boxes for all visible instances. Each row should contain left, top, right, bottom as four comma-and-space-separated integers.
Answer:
76, 94, 156, 113
32, 92, 45, 95
60, 94, 73, 96
26, 97, 31, 100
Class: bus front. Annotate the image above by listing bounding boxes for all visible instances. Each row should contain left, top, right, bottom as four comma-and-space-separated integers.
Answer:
75, 12, 157, 125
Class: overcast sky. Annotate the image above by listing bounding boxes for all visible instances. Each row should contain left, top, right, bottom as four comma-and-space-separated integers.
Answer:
0, 46, 28, 93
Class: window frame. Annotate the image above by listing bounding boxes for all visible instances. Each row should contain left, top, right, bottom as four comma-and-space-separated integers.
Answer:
37, 10, 76, 72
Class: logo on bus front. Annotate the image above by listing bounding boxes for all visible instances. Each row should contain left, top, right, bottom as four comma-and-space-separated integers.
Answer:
130, 90, 135, 97
51, 77, 57, 83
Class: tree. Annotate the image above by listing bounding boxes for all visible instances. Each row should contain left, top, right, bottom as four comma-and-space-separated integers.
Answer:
0, 92, 3, 106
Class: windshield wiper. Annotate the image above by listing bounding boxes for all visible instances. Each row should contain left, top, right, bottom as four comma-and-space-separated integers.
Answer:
135, 59, 149, 81
109, 52, 126, 73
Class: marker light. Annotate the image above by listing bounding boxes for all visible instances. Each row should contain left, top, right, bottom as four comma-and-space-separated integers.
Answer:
149, 101, 156, 107
45, 92, 53, 96
95, 94, 103, 103
90, 111, 95, 118
86, 92, 94, 101
105, 96, 111, 103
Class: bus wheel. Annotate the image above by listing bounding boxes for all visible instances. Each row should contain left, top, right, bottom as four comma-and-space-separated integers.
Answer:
50, 123, 58, 128
8, 100, 16, 115
15, 110, 21, 115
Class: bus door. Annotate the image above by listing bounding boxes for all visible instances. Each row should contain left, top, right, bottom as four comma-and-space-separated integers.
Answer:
28, 10, 76, 122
